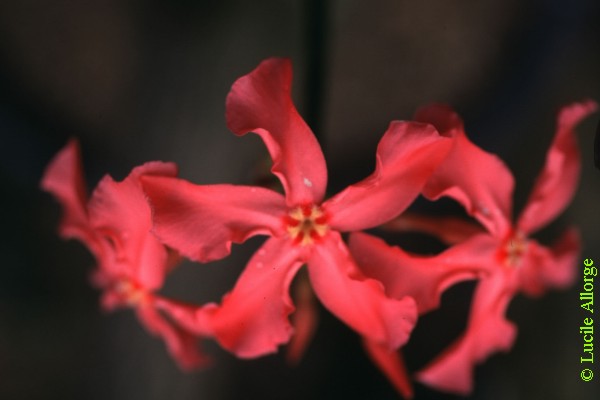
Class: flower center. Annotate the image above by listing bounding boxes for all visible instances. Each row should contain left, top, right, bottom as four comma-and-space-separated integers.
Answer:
501, 231, 528, 267
285, 204, 329, 245
114, 279, 146, 306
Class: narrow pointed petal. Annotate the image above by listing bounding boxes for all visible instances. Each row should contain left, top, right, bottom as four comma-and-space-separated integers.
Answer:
381, 213, 485, 245
142, 176, 286, 263
325, 121, 452, 232
226, 58, 327, 205
286, 275, 319, 365
136, 301, 210, 371
416, 104, 514, 238
518, 100, 597, 234
308, 232, 417, 350
154, 296, 216, 337
88, 162, 178, 290
417, 273, 517, 395
363, 340, 413, 399
40, 139, 96, 246
519, 228, 580, 297
349, 232, 492, 314
210, 237, 304, 358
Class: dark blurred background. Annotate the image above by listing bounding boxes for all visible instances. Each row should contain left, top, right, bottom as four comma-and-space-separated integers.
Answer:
1, 1, 599, 399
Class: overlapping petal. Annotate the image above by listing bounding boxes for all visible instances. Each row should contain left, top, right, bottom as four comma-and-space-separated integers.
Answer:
543, 227, 581, 289
286, 276, 319, 365
325, 121, 451, 232
209, 237, 304, 358
154, 296, 216, 337
518, 100, 597, 234
381, 213, 486, 245
349, 232, 492, 314
519, 228, 580, 296
307, 232, 417, 350
226, 58, 327, 205
142, 176, 287, 263
40, 139, 98, 249
88, 162, 177, 290
416, 104, 514, 237
417, 273, 517, 395
136, 300, 210, 370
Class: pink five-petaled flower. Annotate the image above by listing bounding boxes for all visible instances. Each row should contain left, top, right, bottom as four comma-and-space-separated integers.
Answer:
41, 139, 211, 370
141, 58, 453, 360
400, 101, 596, 395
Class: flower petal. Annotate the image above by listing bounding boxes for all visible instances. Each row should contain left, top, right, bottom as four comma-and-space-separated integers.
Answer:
517, 100, 597, 234
286, 274, 319, 365
325, 121, 451, 231
544, 227, 581, 289
88, 162, 178, 290
136, 300, 210, 371
363, 340, 413, 399
40, 139, 97, 248
519, 228, 580, 297
416, 104, 515, 238
154, 296, 216, 337
142, 176, 286, 263
226, 58, 327, 205
349, 232, 492, 314
210, 237, 304, 358
307, 232, 417, 350
416, 273, 517, 395
381, 213, 486, 245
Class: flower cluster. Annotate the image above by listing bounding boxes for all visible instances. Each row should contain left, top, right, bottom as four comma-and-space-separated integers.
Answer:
42, 58, 596, 397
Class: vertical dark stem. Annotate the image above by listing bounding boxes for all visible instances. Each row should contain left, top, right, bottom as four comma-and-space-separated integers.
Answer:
304, 0, 330, 146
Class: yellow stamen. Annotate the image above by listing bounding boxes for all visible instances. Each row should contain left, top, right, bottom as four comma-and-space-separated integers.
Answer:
285, 205, 329, 246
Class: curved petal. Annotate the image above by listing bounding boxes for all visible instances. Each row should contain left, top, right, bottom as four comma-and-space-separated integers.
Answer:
307, 232, 417, 350
381, 213, 486, 245
363, 340, 413, 399
349, 232, 492, 314
518, 100, 597, 234
544, 227, 581, 289
142, 176, 286, 263
286, 274, 319, 365
414, 103, 464, 136
325, 121, 451, 232
136, 301, 210, 371
40, 139, 98, 250
88, 162, 178, 290
519, 228, 580, 297
416, 272, 517, 395
154, 296, 216, 337
226, 58, 327, 205
416, 104, 514, 238
210, 237, 304, 358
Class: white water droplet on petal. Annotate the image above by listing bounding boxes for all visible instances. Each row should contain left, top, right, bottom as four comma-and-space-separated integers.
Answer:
303, 177, 313, 187
258, 248, 266, 256
256, 262, 264, 269
251, 187, 257, 193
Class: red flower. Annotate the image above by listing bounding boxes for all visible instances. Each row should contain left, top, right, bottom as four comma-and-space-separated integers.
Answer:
141, 58, 453, 358
349, 224, 493, 398
348, 101, 596, 396
408, 101, 595, 394
41, 140, 211, 370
